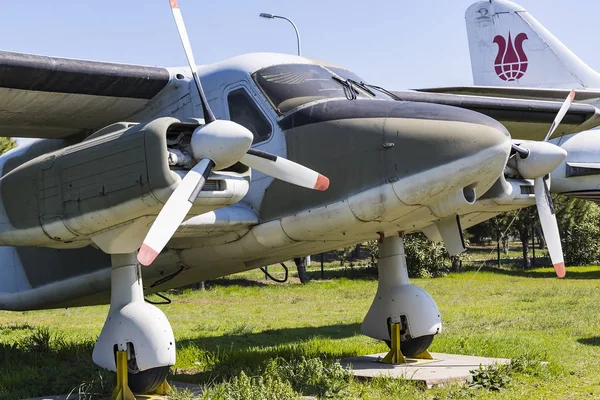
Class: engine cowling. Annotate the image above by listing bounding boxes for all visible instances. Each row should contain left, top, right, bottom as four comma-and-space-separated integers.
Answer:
0, 117, 250, 248
550, 130, 600, 201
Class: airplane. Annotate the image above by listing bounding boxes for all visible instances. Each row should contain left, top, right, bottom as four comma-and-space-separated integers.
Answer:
0, 0, 591, 396
418, 0, 600, 203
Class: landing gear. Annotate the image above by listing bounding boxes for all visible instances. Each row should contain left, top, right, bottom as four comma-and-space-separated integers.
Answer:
361, 234, 441, 358
384, 334, 435, 356
128, 366, 170, 394
92, 253, 175, 396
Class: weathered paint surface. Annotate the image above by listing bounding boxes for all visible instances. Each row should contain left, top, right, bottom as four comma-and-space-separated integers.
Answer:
0, 51, 535, 312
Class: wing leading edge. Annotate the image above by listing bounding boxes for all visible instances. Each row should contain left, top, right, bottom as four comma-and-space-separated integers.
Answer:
395, 89, 600, 141
0, 51, 171, 139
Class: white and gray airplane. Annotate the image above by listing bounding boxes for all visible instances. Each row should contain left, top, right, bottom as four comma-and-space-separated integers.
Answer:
0, 0, 593, 395
421, 0, 600, 202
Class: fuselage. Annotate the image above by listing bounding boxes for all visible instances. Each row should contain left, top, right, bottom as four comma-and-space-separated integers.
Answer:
0, 53, 513, 310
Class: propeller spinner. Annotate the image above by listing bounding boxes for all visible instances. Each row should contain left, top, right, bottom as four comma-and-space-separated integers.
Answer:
138, 0, 330, 266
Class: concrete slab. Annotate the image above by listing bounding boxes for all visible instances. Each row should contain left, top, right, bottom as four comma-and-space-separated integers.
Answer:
340, 352, 511, 387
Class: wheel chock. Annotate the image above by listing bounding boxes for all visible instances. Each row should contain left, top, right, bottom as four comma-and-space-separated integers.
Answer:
153, 379, 171, 395
113, 350, 136, 400
381, 323, 406, 364
413, 349, 434, 360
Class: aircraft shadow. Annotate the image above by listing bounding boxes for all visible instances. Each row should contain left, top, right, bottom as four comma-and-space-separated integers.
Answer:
0, 330, 112, 398
173, 323, 365, 384
461, 265, 600, 279
178, 322, 362, 352
577, 337, 600, 346
206, 277, 269, 288
305, 265, 378, 281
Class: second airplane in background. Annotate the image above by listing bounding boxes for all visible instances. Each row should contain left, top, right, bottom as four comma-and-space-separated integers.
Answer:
419, 0, 600, 202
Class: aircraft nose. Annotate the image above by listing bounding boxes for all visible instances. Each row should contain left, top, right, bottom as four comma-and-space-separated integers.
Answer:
265, 99, 511, 221
380, 102, 511, 203
382, 101, 511, 177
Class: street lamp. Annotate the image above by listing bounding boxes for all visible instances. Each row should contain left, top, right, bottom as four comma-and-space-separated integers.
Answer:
259, 13, 301, 56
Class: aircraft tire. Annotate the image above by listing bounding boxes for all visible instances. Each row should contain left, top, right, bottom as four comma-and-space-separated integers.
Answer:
384, 334, 434, 357
128, 366, 169, 394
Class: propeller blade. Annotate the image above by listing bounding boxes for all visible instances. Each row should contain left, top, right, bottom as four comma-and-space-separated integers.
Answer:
168, 0, 215, 124
543, 89, 575, 142
138, 158, 214, 266
241, 149, 329, 191
534, 177, 565, 278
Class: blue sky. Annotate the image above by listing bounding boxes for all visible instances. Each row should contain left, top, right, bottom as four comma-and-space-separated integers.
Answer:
0, 1, 597, 90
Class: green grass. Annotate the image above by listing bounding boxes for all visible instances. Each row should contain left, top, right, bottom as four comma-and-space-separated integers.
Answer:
2, 263, 600, 399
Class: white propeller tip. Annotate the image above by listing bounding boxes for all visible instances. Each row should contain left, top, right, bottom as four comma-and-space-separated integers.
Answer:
554, 262, 566, 278
138, 243, 159, 266
314, 174, 330, 191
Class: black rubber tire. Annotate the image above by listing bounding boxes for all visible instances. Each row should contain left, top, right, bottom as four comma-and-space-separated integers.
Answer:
384, 334, 435, 357
128, 366, 170, 394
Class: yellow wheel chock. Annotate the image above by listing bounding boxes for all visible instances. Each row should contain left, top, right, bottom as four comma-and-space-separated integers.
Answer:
153, 379, 171, 395
112, 350, 172, 399
113, 350, 136, 400
381, 322, 433, 364
413, 349, 434, 360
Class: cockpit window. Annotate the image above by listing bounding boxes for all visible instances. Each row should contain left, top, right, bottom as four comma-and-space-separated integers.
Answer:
252, 64, 372, 114
227, 88, 272, 144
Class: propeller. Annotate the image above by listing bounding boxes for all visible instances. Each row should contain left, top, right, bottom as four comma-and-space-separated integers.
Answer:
138, 0, 330, 266
512, 90, 574, 277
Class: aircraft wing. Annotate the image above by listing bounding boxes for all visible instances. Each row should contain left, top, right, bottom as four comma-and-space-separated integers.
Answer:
417, 86, 600, 102
0, 51, 171, 139
393, 89, 600, 141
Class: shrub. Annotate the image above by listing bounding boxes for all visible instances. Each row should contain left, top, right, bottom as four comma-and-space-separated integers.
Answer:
265, 356, 351, 398
469, 363, 511, 391
404, 233, 450, 278
562, 220, 600, 266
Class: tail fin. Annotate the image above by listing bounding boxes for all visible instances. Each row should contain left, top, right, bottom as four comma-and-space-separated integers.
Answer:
465, 0, 600, 88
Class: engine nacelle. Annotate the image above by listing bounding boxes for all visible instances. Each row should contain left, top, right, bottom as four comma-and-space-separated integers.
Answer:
550, 130, 600, 201
0, 117, 250, 248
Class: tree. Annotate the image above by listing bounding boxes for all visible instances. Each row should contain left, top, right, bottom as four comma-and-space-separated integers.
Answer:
404, 233, 450, 278
466, 219, 495, 245
294, 257, 309, 283
487, 209, 536, 268
554, 196, 600, 265
0, 137, 15, 155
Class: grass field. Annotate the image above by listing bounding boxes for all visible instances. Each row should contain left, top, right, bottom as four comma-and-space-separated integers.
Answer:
2, 260, 600, 399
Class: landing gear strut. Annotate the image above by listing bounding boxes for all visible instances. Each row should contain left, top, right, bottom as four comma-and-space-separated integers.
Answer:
361, 233, 441, 359
92, 253, 175, 396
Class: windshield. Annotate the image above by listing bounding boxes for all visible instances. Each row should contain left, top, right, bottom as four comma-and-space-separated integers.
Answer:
327, 67, 366, 84
327, 66, 394, 101
252, 64, 372, 114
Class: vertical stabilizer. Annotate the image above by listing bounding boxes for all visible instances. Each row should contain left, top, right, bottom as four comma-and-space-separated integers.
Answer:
466, 0, 600, 88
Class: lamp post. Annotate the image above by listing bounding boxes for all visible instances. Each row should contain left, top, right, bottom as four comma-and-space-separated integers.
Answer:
259, 13, 301, 56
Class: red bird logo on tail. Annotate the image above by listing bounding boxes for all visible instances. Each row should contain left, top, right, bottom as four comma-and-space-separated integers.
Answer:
493, 32, 529, 81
